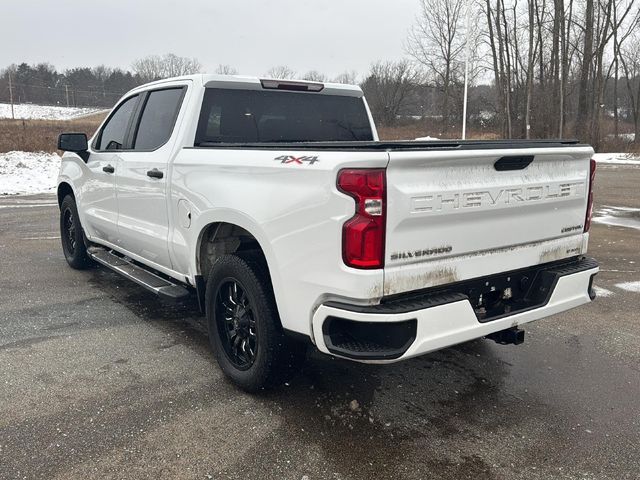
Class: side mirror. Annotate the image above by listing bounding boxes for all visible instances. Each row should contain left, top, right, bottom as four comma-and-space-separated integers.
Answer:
58, 133, 89, 162
58, 133, 88, 152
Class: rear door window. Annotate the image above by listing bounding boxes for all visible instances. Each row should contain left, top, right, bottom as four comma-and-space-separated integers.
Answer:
95, 95, 138, 150
195, 88, 374, 144
133, 88, 185, 150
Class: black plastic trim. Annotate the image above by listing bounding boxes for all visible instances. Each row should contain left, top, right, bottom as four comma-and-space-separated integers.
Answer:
325, 292, 468, 314
283, 328, 314, 345
189, 139, 584, 152
588, 273, 597, 300
195, 274, 206, 313
494, 155, 534, 171
325, 257, 598, 322
322, 317, 417, 360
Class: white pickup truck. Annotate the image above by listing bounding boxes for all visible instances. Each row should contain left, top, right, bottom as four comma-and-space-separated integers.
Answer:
57, 74, 598, 391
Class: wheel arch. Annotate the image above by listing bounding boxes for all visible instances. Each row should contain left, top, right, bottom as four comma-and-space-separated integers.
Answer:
57, 181, 75, 207
194, 220, 280, 316
196, 221, 270, 279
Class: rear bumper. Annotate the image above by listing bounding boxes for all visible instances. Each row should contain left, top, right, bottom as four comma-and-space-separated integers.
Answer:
312, 257, 598, 363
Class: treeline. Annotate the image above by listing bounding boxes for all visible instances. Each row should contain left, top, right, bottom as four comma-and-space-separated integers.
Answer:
395, 0, 640, 147
0, 55, 359, 110
0, 63, 141, 108
0, 54, 204, 108
3, 0, 640, 150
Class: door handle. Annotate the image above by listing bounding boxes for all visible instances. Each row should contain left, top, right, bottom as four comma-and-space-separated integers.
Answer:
102, 164, 115, 173
147, 168, 164, 179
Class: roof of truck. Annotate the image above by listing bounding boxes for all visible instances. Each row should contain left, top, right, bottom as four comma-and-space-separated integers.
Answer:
132, 74, 364, 97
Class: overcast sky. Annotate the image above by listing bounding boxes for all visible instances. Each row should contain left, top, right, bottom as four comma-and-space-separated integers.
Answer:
4, 0, 419, 79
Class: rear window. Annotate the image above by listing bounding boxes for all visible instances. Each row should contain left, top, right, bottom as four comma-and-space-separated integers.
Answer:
195, 88, 373, 144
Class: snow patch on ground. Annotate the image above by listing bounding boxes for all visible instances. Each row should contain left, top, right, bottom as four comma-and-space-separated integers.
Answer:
593, 286, 614, 298
594, 206, 640, 231
592, 153, 640, 165
615, 281, 640, 293
0, 103, 104, 121
0, 151, 61, 195
606, 133, 635, 142
414, 136, 440, 141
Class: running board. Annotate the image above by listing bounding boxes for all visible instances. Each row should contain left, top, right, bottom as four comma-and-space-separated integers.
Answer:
87, 246, 190, 301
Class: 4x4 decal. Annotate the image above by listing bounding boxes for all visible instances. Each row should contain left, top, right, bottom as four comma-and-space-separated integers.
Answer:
274, 155, 319, 165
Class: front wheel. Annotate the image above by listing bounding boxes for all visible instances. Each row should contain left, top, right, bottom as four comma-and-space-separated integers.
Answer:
60, 195, 92, 269
205, 253, 305, 392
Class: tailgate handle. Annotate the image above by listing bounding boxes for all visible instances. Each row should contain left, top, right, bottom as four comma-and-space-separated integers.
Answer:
494, 155, 534, 171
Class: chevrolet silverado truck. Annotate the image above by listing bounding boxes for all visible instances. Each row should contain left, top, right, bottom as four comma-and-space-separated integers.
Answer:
57, 74, 598, 391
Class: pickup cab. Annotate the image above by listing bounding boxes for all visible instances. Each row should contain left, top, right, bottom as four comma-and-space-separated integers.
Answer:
57, 74, 598, 391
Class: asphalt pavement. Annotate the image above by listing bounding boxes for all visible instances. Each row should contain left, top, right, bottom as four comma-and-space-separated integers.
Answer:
0, 165, 639, 480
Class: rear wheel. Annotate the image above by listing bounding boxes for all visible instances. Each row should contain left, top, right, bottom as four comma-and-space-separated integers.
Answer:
205, 253, 305, 392
60, 195, 92, 269
215, 278, 258, 370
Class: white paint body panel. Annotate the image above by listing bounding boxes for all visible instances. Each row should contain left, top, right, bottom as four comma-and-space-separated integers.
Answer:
77, 151, 119, 244
384, 148, 593, 296
58, 74, 596, 362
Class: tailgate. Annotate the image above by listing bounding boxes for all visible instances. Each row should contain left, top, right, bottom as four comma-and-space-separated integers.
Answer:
384, 146, 593, 296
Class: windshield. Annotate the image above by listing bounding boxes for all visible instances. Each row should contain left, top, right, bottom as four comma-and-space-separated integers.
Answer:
195, 88, 374, 144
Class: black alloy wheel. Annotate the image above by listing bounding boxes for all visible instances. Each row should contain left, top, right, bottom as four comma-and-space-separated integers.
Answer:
215, 278, 258, 370
205, 253, 307, 392
62, 207, 77, 255
59, 195, 93, 269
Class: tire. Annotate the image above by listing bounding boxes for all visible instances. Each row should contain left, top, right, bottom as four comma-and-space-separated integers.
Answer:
205, 253, 305, 392
60, 195, 93, 270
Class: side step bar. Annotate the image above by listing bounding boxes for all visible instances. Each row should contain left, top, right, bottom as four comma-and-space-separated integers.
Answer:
87, 246, 190, 302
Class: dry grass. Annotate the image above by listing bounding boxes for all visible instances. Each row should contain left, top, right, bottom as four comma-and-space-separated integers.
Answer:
1, 112, 637, 154
377, 124, 435, 141
0, 113, 107, 153
378, 121, 640, 154
599, 136, 640, 155
377, 124, 501, 141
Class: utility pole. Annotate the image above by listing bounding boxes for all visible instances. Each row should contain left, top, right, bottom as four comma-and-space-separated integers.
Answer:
65, 84, 69, 107
461, 0, 470, 140
8, 71, 15, 120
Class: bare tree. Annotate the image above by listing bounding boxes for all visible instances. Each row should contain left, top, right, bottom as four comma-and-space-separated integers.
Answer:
594, 0, 637, 147
361, 60, 419, 126
479, 0, 640, 144
558, 0, 575, 138
266, 66, 296, 79
92, 65, 114, 84
524, 0, 537, 139
607, 1, 640, 139
484, 0, 515, 137
407, 0, 478, 132
301, 70, 326, 82
575, 0, 594, 142
92, 65, 114, 99
619, 26, 640, 143
484, 0, 505, 134
333, 70, 359, 84
216, 64, 238, 75
132, 53, 201, 82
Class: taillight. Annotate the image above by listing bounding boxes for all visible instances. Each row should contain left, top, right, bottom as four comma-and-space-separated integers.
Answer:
337, 169, 386, 269
584, 158, 596, 232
